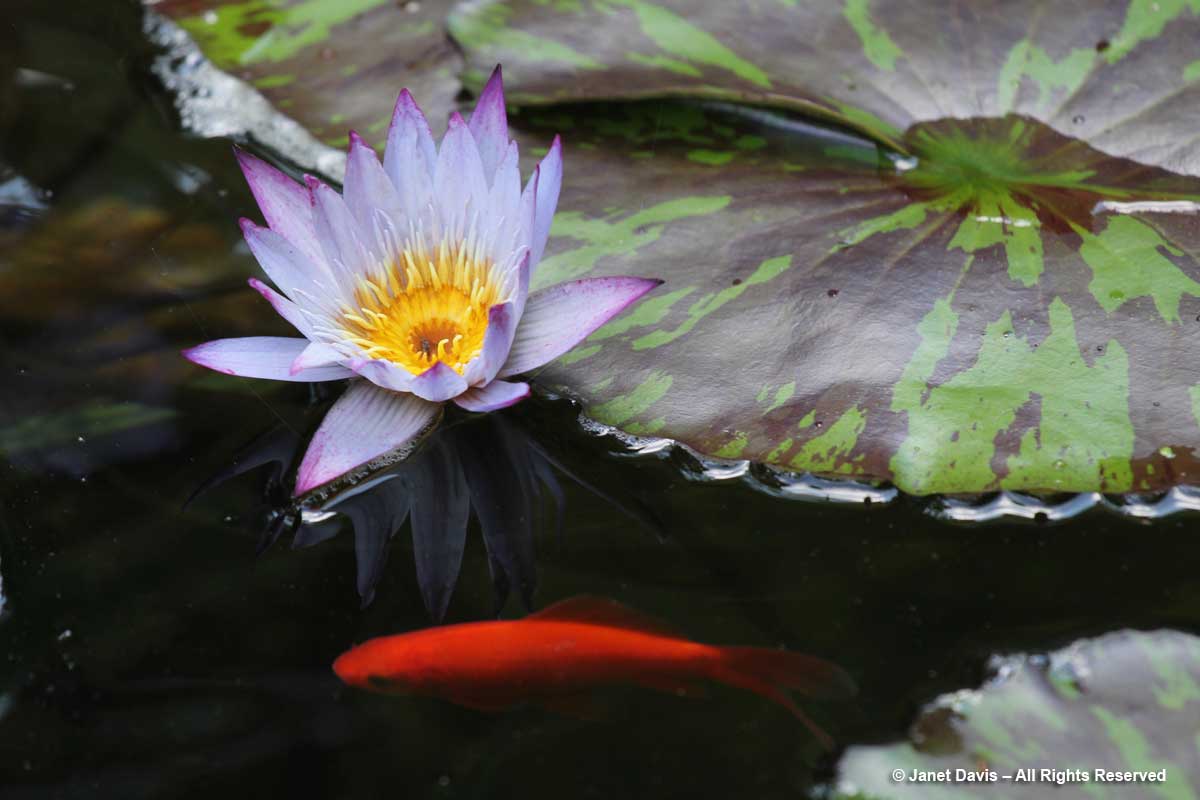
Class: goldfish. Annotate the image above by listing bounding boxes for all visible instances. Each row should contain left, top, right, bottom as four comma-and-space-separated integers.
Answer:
333, 595, 855, 747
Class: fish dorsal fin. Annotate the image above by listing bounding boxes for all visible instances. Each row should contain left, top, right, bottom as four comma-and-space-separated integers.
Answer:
529, 596, 682, 638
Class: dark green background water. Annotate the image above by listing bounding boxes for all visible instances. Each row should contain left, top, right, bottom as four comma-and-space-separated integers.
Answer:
2, 2, 1198, 797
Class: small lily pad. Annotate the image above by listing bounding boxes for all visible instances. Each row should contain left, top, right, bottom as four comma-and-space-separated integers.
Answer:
834, 629, 1200, 799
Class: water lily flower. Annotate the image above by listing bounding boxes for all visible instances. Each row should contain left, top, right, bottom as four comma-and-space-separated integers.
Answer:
183, 68, 661, 496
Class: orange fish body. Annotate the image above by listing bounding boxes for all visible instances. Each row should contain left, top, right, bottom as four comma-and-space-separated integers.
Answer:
334, 596, 854, 747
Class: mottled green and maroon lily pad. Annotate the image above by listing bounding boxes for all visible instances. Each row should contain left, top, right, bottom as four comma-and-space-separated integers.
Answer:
155, 0, 463, 148
834, 630, 1200, 799
147, 0, 1200, 494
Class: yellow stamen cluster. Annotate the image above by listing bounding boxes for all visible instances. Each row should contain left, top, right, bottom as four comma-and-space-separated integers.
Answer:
339, 240, 503, 375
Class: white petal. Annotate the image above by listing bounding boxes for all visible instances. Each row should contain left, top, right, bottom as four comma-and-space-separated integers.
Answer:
500, 277, 662, 376
183, 337, 353, 382
294, 382, 439, 495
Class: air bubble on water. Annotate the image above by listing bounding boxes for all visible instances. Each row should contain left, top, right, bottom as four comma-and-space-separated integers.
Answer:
57, 630, 71, 641
203, 10, 218, 24
76, 436, 85, 443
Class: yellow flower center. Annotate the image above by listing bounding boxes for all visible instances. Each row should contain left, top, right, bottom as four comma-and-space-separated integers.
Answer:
338, 240, 504, 375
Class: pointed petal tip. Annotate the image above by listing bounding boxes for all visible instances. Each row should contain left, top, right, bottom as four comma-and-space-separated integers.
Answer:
238, 216, 258, 233
232, 145, 255, 168
447, 110, 467, 128
180, 342, 234, 375
480, 64, 504, 95
348, 129, 367, 149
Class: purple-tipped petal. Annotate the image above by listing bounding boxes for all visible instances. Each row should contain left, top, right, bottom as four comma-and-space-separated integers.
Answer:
234, 148, 322, 266
345, 131, 406, 244
248, 277, 314, 338
309, 178, 374, 291
463, 301, 516, 387
434, 113, 489, 239
499, 277, 663, 377
518, 165, 538, 266
530, 136, 562, 267
183, 337, 354, 382
294, 381, 439, 495
408, 360, 469, 402
453, 379, 530, 412
509, 249, 532, 321
483, 141, 522, 260
241, 221, 326, 302
352, 358, 415, 393
384, 89, 437, 221
468, 66, 508, 186
291, 341, 344, 374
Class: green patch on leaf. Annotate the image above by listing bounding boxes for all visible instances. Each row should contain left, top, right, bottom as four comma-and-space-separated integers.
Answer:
892, 298, 1133, 493
842, 0, 902, 72
1106, 0, 1200, 64
179, 0, 393, 66
557, 343, 601, 365
790, 406, 867, 474
606, 0, 771, 88
714, 431, 749, 458
687, 149, 734, 166
588, 370, 673, 426
536, 196, 731, 288
997, 39, 1094, 114
627, 52, 702, 77
764, 381, 795, 414
633, 255, 792, 350
591, 286, 697, 340
1078, 216, 1200, 323
449, 2, 602, 70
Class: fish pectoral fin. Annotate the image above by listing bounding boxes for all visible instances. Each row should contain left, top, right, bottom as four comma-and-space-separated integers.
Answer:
529, 596, 682, 638
534, 692, 610, 721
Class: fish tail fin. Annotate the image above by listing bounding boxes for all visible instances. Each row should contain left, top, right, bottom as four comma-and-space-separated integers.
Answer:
710, 646, 856, 750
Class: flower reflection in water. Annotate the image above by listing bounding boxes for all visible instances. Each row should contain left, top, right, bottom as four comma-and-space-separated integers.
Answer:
192, 408, 658, 620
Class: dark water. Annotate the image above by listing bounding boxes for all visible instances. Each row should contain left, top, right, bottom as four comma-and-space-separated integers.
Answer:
2, 3, 1199, 798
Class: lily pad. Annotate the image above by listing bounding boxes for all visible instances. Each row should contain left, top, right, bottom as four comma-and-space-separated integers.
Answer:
157, 0, 463, 149
834, 629, 1200, 799
146, 0, 1200, 494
